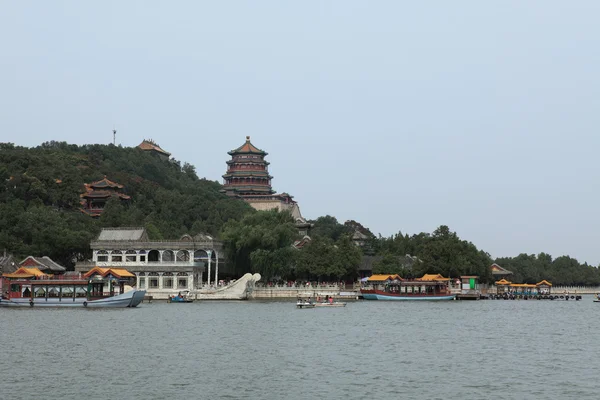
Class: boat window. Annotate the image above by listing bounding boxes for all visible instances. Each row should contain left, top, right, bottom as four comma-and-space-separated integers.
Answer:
75, 286, 88, 298
61, 287, 74, 298
34, 287, 46, 298
48, 286, 60, 298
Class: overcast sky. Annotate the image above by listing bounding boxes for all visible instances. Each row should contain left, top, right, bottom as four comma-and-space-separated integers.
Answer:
1, 1, 599, 265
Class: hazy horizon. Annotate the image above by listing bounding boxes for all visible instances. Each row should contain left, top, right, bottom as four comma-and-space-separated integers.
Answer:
1, 1, 599, 265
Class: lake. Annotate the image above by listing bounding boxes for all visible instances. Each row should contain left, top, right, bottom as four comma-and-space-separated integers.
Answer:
1, 298, 598, 400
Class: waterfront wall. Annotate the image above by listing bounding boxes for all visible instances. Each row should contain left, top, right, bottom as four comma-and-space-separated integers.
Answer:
250, 287, 359, 300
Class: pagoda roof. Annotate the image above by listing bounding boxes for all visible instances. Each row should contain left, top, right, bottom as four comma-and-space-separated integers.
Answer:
228, 136, 267, 155
368, 274, 402, 282
223, 171, 272, 178
138, 139, 171, 156
226, 159, 269, 165
495, 278, 512, 285
491, 263, 513, 275
536, 280, 552, 286
3, 267, 48, 278
419, 273, 449, 281
81, 190, 131, 200
88, 176, 124, 189
83, 267, 135, 279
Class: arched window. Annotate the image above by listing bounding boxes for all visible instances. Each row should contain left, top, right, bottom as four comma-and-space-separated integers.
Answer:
148, 250, 159, 262
176, 250, 190, 262
97, 250, 109, 262
111, 250, 122, 263
162, 250, 175, 262
125, 250, 137, 262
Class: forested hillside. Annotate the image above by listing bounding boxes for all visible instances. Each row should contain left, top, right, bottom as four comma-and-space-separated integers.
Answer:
0, 141, 252, 267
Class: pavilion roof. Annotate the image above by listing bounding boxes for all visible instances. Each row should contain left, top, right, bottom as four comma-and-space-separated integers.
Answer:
83, 267, 135, 279
536, 280, 552, 286
3, 267, 48, 278
491, 263, 513, 275
228, 136, 267, 155
368, 274, 402, 282
88, 176, 124, 189
138, 139, 171, 156
420, 274, 449, 281
495, 278, 512, 285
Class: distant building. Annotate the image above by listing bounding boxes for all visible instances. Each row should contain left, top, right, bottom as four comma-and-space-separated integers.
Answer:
222, 136, 311, 235
490, 263, 513, 279
138, 139, 171, 160
0, 251, 17, 275
80, 176, 130, 217
20, 256, 66, 274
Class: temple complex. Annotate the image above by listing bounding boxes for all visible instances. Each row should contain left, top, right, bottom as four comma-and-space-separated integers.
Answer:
222, 137, 311, 235
138, 139, 171, 160
80, 176, 130, 217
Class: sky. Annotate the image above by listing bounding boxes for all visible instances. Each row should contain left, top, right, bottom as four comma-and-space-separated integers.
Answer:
1, 1, 599, 264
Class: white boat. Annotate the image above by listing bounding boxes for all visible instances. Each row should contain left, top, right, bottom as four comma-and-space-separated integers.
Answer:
296, 301, 315, 309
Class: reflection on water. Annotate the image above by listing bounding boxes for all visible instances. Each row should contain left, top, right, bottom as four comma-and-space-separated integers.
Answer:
1, 298, 598, 400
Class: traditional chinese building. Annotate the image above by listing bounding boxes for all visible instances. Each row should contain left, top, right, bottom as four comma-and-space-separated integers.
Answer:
138, 139, 171, 160
80, 176, 130, 217
20, 256, 66, 274
222, 137, 311, 235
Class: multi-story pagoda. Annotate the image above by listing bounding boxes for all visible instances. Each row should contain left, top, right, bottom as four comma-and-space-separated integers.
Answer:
222, 137, 312, 236
80, 176, 130, 217
222, 136, 274, 197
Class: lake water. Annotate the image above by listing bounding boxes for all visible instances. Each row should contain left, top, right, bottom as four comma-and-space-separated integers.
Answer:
1, 298, 599, 400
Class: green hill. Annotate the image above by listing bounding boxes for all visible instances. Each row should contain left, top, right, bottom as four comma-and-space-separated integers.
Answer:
0, 141, 252, 268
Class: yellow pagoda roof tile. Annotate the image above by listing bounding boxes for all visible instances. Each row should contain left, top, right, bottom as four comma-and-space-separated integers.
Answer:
420, 274, 449, 281
368, 274, 401, 281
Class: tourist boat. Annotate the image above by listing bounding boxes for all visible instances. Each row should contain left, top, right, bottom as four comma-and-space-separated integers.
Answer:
0, 267, 146, 308
296, 301, 316, 309
360, 274, 455, 301
314, 295, 346, 307
168, 290, 194, 303
314, 301, 346, 307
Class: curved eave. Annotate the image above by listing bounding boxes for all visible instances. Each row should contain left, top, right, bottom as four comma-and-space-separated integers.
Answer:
226, 159, 270, 166
227, 149, 267, 156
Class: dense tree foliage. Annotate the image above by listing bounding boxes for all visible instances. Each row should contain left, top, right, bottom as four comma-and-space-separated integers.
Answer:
372, 226, 492, 281
0, 141, 252, 267
495, 253, 600, 286
222, 210, 362, 281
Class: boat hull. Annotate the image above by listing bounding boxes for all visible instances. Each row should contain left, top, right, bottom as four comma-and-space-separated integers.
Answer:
296, 302, 316, 309
361, 292, 455, 301
314, 302, 346, 307
0, 290, 146, 308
